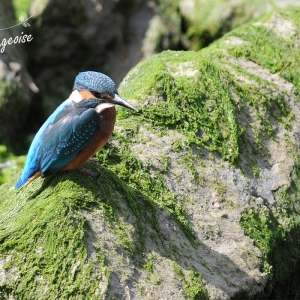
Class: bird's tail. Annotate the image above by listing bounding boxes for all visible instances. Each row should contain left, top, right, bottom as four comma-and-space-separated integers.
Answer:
15, 177, 26, 188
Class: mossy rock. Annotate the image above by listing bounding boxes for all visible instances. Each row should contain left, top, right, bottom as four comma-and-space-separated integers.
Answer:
1, 7, 300, 299
180, 0, 300, 50
143, 0, 300, 54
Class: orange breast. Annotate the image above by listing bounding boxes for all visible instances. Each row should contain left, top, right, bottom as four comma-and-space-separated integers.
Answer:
61, 132, 110, 171
62, 106, 116, 171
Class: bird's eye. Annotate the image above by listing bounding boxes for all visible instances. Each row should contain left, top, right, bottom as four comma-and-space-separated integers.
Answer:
90, 91, 112, 100
101, 93, 112, 99
91, 91, 102, 98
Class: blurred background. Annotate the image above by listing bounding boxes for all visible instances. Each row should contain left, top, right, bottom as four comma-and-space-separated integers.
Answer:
0, 0, 299, 183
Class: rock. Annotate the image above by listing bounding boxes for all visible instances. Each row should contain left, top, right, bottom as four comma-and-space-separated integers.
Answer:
142, 0, 300, 54
1, 7, 300, 299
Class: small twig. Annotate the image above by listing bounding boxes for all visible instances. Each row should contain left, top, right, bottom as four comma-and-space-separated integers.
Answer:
248, 58, 260, 65
278, 61, 291, 76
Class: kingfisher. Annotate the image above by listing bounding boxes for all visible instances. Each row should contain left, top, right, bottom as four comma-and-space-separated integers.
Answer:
15, 71, 137, 188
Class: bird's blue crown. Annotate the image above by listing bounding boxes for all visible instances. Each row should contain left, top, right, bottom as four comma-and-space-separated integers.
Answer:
73, 71, 117, 97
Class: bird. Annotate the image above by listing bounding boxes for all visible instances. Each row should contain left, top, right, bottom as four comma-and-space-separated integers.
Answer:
15, 71, 137, 188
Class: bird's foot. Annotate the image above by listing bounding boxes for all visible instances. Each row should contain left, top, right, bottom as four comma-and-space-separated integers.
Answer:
79, 167, 99, 177
88, 157, 99, 163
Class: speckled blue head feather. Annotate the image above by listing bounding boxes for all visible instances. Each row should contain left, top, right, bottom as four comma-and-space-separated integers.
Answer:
73, 71, 117, 96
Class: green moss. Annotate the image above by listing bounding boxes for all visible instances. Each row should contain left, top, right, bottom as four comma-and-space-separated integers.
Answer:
120, 51, 242, 163
117, 9, 300, 297
0, 178, 102, 298
120, 52, 293, 166
96, 132, 196, 244
174, 264, 209, 300
0, 139, 198, 298
119, 9, 299, 169
217, 7, 300, 92
0, 156, 164, 298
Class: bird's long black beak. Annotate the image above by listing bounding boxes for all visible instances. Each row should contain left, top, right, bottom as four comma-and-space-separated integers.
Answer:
112, 94, 138, 112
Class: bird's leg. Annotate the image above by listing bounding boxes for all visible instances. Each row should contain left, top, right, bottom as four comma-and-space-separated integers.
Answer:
79, 167, 98, 177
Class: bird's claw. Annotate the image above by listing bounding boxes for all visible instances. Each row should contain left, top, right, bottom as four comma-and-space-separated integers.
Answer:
88, 157, 99, 163
79, 167, 99, 177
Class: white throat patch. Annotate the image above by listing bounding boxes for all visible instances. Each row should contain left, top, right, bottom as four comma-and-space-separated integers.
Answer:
69, 90, 83, 103
95, 103, 115, 113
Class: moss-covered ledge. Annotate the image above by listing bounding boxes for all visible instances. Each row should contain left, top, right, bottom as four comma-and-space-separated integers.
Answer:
1, 6, 300, 299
